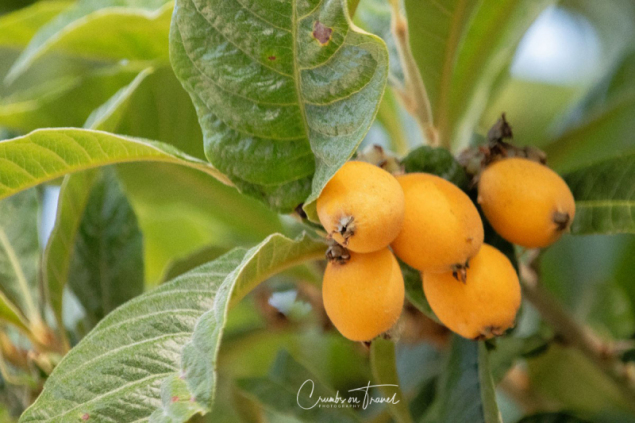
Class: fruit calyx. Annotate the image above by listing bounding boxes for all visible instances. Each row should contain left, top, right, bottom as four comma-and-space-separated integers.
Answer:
326, 242, 351, 264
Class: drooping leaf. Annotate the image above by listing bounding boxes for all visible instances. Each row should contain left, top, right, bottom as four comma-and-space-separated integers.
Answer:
170, 0, 389, 214
447, 0, 555, 148
0, 67, 143, 133
433, 336, 501, 423
237, 350, 361, 423
370, 338, 413, 423
43, 170, 98, 331
0, 128, 230, 202
404, 0, 554, 147
564, 153, 635, 235
84, 68, 155, 132
5, 0, 173, 83
20, 233, 326, 423
66, 168, 144, 327
0, 189, 40, 323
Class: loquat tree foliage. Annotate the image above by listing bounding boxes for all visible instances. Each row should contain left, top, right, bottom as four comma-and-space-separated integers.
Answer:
0, 0, 633, 422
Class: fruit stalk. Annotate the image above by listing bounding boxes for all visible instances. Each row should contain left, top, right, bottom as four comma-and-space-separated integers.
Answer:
519, 253, 635, 413
388, 0, 439, 147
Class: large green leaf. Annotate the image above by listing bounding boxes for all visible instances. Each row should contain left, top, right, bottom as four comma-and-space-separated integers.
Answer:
67, 168, 144, 327
170, 0, 389, 214
43, 170, 97, 333
404, 0, 554, 148
404, 0, 479, 142
564, 153, 635, 235
20, 233, 326, 422
0, 189, 40, 324
447, 0, 554, 148
5, 0, 172, 83
432, 336, 501, 423
237, 350, 361, 423
0, 128, 230, 201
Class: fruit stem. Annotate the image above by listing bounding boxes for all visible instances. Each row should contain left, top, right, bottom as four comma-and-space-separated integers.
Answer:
520, 251, 635, 414
388, 0, 439, 148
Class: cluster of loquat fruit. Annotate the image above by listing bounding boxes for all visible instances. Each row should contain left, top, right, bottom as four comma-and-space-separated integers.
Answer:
317, 135, 576, 342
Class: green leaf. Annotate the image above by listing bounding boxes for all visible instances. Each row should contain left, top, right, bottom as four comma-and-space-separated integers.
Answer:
0, 1, 71, 48
355, 0, 404, 84
545, 91, 635, 173
43, 170, 98, 332
0, 128, 230, 202
237, 350, 361, 423
434, 336, 501, 423
400, 145, 468, 189
405, 0, 554, 147
84, 68, 155, 132
564, 153, 635, 235
446, 0, 554, 148
67, 168, 144, 327
370, 338, 413, 423
170, 0, 389, 214
20, 233, 325, 423
516, 413, 592, 423
5, 0, 172, 83
400, 259, 437, 322
0, 189, 40, 323
0, 67, 143, 133
404, 0, 479, 142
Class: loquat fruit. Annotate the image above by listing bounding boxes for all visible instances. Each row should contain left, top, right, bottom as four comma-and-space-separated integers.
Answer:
478, 157, 575, 248
423, 244, 521, 340
317, 161, 405, 253
391, 173, 484, 274
322, 248, 404, 341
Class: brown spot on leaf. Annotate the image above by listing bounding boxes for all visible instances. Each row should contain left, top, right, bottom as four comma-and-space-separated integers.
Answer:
81, 413, 90, 421
313, 20, 333, 45
268, 56, 276, 61
171, 396, 179, 403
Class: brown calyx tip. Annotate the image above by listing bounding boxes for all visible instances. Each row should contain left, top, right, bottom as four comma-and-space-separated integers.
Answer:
451, 261, 469, 284
553, 211, 571, 231
487, 113, 513, 145
326, 243, 350, 264
335, 215, 355, 245
474, 325, 504, 341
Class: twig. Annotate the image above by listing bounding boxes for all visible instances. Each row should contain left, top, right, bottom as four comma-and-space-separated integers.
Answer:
388, 0, 439, 147
519, 252, 635, 413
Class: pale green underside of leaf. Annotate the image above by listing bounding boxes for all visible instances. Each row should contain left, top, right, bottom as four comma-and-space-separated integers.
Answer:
44, 170, 97, 331
170, 0, 389, 214
0, 128, 230, 202
20, 233, 325, 423
0, 189, 40, 323
5, 0, 173, 83
565, 153, 635, 235
434, 337, 501, 423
